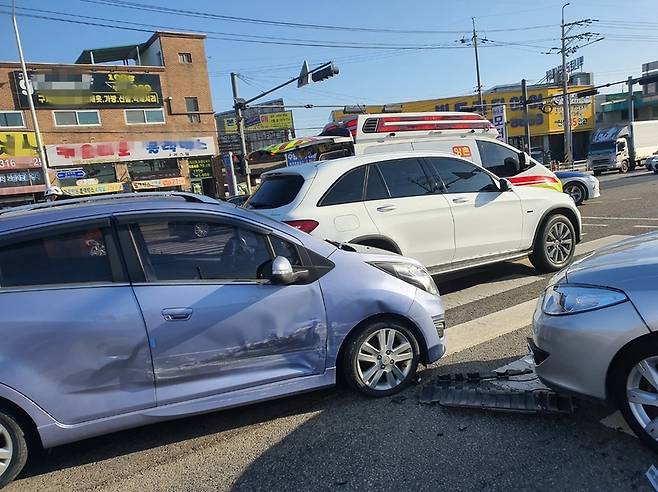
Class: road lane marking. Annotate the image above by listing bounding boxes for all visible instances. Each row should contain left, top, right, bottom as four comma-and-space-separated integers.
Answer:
442, 275, 541, 310
583, 216, 658, 221
634, 225, 658, 229
583, 223, 608, 227
443, 235, 631, 310
621, 198, 642, 201
600, 411, 636, 438
444, 299, 537, 356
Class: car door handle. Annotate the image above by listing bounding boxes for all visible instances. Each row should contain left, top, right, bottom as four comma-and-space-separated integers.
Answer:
452, 197, 469, 204
162, 308, 193, 321
376, 205, 396, 212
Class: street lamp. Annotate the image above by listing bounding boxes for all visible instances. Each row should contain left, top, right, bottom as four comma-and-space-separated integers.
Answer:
11, 0, 53, 194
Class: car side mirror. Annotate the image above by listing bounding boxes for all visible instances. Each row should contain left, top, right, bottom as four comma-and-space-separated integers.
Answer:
499, 178, 512, 192
270, 256, 295, 284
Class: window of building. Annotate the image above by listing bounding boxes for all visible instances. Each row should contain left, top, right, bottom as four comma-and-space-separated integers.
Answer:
53, 110, 100, 127
128, 158, 180, 180
319, 166, 366, 206
0, 111, 25, 128
0, 228, 114, 288
178, 52, 193, 64
136, 221, 273, 281
426, 157, 499, 194
375, 158, 436, 198
56, 164, 117, 188
185, 97, 199, 112
124, 108, 166, 125
187, 114, 201, 124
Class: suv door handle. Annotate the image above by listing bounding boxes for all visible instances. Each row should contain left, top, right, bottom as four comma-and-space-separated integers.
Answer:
376, 205, 396, 212
162, 308, 193, 321
452, 197, 469, 204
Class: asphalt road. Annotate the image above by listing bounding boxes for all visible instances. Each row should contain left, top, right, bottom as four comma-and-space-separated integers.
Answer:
8, 171, 658, 492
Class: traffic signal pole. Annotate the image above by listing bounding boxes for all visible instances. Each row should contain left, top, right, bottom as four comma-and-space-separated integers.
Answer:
230, 72, 252, 194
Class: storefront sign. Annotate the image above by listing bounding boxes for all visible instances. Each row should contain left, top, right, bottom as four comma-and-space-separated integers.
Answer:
188, 158, 213, 179
0, 131, 42, 169
46, 137, 217, 167
492, 105, 508, 143
76, 178, 99, 186
56, 168, 86, 180
223, 111, 293, 133
132, 176, 186, 190
61, 182, 123, 196
14, 71, 163, 108
0, 169, 44, 189
221, 153, 238, 196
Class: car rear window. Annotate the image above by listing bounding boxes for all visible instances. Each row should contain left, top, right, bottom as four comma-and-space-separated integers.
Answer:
248, 175, 304, 209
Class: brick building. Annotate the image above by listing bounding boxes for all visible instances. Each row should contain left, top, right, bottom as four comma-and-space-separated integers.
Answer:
0, 31, 218, 206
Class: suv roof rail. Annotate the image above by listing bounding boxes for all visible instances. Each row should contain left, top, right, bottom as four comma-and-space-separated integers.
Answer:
0, 191, 220, 216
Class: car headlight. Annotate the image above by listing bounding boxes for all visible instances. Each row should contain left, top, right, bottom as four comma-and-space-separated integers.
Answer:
369, 261, 439, 296
542, 284, 628, 316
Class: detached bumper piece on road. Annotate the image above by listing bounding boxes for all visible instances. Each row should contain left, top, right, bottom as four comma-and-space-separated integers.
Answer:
419, 370, 575, 415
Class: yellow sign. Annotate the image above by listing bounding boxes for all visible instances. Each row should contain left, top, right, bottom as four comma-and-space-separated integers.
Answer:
62, 182, 124, 196
224, 111, 293, 133
0, 131, 39, 158
331, 86, 595, 138
132, 176, 186, 190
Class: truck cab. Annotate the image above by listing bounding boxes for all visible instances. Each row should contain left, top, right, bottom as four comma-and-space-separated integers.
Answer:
587, 126, 631, 175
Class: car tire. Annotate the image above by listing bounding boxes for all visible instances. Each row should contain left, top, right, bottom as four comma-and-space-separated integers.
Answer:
0, 409, 29, 489
529, 214, 576, 273
620, 160, 629, 173
612, 345, 658, 453
342, 319, 420, 398
653, 169, 658, 175
593, 170, 602, 176
563, 182, 586, 206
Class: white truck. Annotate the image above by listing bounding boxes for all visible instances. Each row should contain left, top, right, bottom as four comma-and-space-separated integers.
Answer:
587, 121, 658, 175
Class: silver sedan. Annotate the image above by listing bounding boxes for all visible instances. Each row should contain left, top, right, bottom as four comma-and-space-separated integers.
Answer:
531, 234, 658, 451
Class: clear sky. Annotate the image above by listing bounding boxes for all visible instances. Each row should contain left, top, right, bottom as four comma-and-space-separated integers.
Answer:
1, 0, 656, 134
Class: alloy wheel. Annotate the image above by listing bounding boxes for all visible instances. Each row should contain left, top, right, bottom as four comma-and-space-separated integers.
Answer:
565, 184, 583, 204
0, 422, 13, 478
627, 356, 658, 441
356, 328, 414, 391
545, 221, 573, 265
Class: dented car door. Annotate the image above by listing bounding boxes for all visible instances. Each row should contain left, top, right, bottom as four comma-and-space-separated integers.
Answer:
119, 214, 328, 406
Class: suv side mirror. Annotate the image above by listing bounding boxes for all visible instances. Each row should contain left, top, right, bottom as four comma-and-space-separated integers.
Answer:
499, 178, 512, 192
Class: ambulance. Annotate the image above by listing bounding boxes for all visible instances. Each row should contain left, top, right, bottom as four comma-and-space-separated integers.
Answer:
255, 112, 562, 192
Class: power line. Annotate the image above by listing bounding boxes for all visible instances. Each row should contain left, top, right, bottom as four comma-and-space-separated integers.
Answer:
81, 0, 557, 35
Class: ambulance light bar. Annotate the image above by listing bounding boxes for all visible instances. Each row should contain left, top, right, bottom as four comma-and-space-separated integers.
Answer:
361, 114, 495, 134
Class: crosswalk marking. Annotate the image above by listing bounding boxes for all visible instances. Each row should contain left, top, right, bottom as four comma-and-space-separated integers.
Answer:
444, 299, 537, 357
442, 235, 631, 311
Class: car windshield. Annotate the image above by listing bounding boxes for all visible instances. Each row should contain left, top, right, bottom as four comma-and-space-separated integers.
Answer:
247, 174, 305, 209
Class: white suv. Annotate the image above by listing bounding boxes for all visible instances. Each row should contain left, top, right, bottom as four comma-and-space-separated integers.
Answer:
247, 152, 582, 274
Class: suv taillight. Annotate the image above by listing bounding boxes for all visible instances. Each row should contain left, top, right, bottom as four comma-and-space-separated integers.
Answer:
284, 220, 319, 233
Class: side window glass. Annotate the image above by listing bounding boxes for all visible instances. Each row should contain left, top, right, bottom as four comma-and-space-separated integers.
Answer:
376, 158, 436, 198
365, 165, 389, 200
137, 221, 271, 281
319, 166, 366, 206
427, 157, 499, 194
0, 228, 113, 288
476, 140, 521, 178
271, 236, 301, 266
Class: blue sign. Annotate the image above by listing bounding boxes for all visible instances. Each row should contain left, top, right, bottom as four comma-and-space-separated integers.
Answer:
286, 152, 317, 167
56, 169, 86, 180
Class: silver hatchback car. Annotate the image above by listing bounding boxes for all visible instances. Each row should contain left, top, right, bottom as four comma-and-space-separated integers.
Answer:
531, 233, 658, 451
0, 192, 445, 488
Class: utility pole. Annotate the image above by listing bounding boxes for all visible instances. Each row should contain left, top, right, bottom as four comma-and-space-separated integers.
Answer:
12, 0, 51, 192
472, 18, 484, 114
521, 79, 531, 153
230, 72, 251, 194
561, 3, 573, 167
627, 75, 635, 168
551, 4, 602, 167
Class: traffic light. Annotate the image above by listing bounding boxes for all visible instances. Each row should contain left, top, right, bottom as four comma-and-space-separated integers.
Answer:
312, 63, 339, 83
